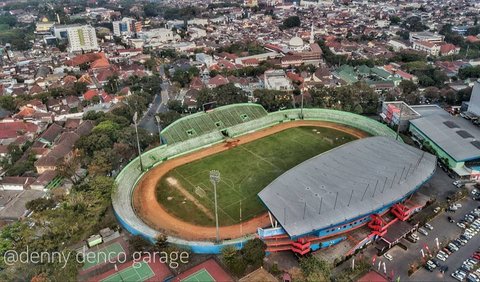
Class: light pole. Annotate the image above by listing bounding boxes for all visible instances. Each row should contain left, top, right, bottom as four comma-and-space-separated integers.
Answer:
210, 170, 221, 242
155, 115, 162, 145
133, 112, 144, 172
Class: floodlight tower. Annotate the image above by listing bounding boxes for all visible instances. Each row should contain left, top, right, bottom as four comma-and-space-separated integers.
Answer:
209, 170, 221, 242
155, 115, 162, 144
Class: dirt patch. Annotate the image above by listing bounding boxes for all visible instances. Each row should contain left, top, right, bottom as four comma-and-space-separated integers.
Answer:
165, 177, 214, 220
133, 120, 369, 240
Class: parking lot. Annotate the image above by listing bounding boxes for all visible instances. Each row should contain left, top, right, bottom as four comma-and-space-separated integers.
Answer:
380, 186, 480, 281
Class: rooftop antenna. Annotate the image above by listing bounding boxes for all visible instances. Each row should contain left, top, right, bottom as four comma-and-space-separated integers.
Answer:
303, 202, 307, 220
361, 184, 369, 201
347, 189, 354, 206
405, 163, 412, 180
371, 181, 378, 197
381, 177, 388, 193
333, 191, 339, 210
318, 197, 323, 214
390, 172, 397, 189
398, 166, 406, 184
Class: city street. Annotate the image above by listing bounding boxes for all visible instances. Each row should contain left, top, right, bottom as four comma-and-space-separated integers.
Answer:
138, 81, 171, 133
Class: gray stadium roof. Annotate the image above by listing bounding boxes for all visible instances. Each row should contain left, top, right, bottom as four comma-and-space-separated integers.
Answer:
258, 136, 436, 238
409, 105, 480, 162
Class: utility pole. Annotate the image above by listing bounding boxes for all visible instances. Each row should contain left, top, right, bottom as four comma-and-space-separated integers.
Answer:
133, 112, 144, 172
210, 170, 221, 242
155, 115, 162, 145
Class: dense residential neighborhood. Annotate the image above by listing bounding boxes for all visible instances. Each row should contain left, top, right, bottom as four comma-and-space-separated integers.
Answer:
0, 0, 479, 281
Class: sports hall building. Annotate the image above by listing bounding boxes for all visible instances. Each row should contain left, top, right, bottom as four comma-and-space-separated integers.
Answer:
257, 136, 436, 256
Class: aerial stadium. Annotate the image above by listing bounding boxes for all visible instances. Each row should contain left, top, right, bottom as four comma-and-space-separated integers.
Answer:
112, 103, 436, 255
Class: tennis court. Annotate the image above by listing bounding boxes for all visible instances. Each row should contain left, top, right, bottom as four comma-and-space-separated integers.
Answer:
82, 242, 125, 270
181, 268, 215, 282
101, 261, 154, 282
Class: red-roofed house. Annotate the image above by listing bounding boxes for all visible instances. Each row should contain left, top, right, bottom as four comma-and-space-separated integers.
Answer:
207, 75, 229, 88
440, 43, 460, 56
83, 89, 99, 101
0, 121, 39, 145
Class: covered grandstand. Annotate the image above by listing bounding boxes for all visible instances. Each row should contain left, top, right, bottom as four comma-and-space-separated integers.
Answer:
258, 136, 436, 240
112, 104, 400, 254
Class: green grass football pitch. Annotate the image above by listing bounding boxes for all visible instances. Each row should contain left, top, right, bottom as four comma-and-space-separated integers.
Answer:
156, 126, 357, 226
82, 242, 125, 270
181, 269, 215, 282
101, 261, 154, 282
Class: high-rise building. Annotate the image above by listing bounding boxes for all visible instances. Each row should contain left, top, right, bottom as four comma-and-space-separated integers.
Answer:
53, 24, 99, 53
112, 17, 142, 36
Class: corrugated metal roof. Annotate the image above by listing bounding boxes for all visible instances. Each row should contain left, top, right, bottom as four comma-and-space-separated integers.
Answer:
258, 136, 436, 238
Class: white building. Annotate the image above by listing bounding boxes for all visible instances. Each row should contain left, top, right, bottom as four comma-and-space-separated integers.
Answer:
264, 70, 294, 91
412, 41, 440, 56
409, 32, 444, 43
112, 17, 141, 36
53, 24, 99, 53
139, 28, 177, 48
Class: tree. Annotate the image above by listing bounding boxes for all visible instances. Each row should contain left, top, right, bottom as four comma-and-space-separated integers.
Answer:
26, 198, 56, 212
282, 16, 301, 29
253, 89, 293, 112
299, 256, 331, 282
399, 80, 418, 95
128, 236, 152, 253
156, 111, 182, 128
167, 100, 185, 113
241, 238, 266, 268
104, 75, 119, 94
424, 87, 440, 102
401, 16, 427, 31
390, 15, 401, 25
154, 234, 168, 251
0, 96, 16, 111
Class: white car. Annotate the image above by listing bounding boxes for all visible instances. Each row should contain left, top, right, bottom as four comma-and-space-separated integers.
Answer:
454, 203, 463, 208
467, 273, 480, 282
384, 253, 393, 261
424, 223, 434, 230
436, 253, 447, 261
418, 228, 429, 236
457, 222, 466, 229
448, 243, 459, 251
411, 233, 420, 240
438, 250, 448, 258
434, 207, 441, 213
453, 180, 463, 187
452, 271, 463, 281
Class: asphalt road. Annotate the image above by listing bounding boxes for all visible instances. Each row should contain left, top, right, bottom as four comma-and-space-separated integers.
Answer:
138, 81, 170, 133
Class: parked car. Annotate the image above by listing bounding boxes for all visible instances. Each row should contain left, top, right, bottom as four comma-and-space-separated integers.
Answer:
425, 223, 434, 230
452, 270, 465, 281
384, 253, 393, 261
418, 228, 429, 236
437, 253, 447, 261
434, 207, 441, 213
458, 222, 466, 229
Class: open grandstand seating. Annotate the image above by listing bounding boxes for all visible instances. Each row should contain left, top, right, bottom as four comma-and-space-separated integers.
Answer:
161, 104, 268, 144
